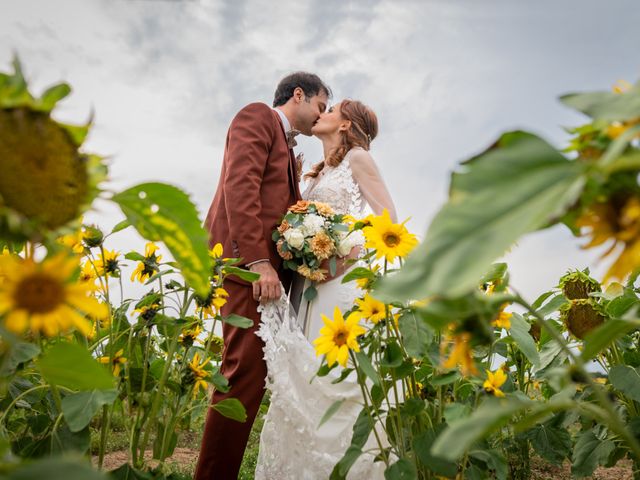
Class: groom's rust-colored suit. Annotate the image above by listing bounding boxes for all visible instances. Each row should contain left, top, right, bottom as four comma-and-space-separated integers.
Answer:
195, 102, 301, 480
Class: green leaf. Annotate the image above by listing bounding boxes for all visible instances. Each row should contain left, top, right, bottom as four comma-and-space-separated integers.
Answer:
112, 183, 213, 297
413, 426, 458, 477
581, 318, 639, 361
60, 122, 90, 147
431, 371, 461, 386
34, 82, 71, 112
380, 342, 403, 368
38, 343, 114, 391
0, 342, 40, 375
525, 422, 572, 465
304, 285, 318, 302
536, 294, 569, 317
61, 389, 118, 432
110, 219, 131, 234
609, 365, 640, 403
509, 313, 540, 367
7, 456, 108, 480
330, 408, 372, 479
51, 424, 90, 454
355, 350, 380, 386
377, 131, 585, 301
222, 314, 253, 329
318, 399, 346, 427
398, 311, 432, 359
108, 464, 154, 480
560, 83, 640, 122
329, 256, 337, 277
342, 267, 374, 283
212, 398, 247, 422
125, 252, 145, 262
152, 421, 178, 460
571, 431, 616, 477
225, 266, 260, 282
431, 397, 534, 460
536, 339, 565, 372
384, 458, 418, 479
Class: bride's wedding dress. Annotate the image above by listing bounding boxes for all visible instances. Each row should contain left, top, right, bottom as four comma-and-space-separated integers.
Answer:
255, 147, 397, 480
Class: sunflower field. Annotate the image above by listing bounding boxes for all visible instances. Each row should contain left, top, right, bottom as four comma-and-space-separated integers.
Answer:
2, 58, 640, 480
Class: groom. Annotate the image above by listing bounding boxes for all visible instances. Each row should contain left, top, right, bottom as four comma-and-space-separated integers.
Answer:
195, 72, 331, 479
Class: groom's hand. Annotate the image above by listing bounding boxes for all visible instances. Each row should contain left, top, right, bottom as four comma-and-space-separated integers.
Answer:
249, 261, 281, 302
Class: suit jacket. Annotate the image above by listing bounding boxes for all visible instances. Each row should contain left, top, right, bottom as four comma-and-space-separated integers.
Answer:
205, 102, 302, 283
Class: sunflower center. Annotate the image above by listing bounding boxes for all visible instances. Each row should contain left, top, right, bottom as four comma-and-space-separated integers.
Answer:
383, 233, 400, 247
14, 273, 65, 313
333, 329, 348, 347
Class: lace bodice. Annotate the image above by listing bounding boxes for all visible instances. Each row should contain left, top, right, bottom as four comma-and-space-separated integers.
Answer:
302, 149, 366, 217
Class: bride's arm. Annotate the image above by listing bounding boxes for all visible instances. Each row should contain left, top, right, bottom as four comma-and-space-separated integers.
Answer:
349, 149, 398, 222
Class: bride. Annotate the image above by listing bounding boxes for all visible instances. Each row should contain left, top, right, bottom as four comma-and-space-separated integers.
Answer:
255, 99, 397, 479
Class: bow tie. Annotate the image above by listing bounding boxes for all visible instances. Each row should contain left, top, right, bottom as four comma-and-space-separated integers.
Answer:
286, 129, 301, 149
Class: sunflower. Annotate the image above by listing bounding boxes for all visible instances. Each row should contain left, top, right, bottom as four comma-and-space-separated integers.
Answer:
79, 261, 96, 282
98, 349, 127, 377
94, 249, 120, 277
441, 332, 478, 376
363, 209, 418, 262
209, 243, 224, 259
0, 59, 106, 241
313, 307, 366, 367
130, 242, 162, 283
492, 306, 512, 330
310, 231, 334, 260
195, 287, 229, 318
483, 368, 507, 397
0, 253, 108, 337
57, 229, 85, 254
576, 195, 640, 281
180, 324, 203, 347
352, 293, 387, 324
188, 352, 211, 397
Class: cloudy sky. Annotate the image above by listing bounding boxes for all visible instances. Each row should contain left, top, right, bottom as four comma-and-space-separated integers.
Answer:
2, 0, 639, 300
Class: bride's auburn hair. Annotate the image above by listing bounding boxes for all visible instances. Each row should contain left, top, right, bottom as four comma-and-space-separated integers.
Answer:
305, 99, 379, 179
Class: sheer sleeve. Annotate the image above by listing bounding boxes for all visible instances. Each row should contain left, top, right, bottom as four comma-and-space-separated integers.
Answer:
349, 149, 398, 222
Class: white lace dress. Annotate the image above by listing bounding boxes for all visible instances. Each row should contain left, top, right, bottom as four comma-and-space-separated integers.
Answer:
255, 148, 396, 480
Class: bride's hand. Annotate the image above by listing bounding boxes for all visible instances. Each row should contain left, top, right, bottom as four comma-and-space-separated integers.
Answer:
318, 246, 361, 283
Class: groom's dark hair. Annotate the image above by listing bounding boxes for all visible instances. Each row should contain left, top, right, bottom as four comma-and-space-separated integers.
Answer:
273, 72, 331, 107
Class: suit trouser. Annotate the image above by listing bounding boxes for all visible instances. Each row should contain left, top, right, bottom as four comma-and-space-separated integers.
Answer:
194, 280, 265, 480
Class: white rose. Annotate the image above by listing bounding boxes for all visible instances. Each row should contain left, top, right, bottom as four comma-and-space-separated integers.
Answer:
283, 228, 305, 249
300, 214, 325, 237
337, 232, 360, 257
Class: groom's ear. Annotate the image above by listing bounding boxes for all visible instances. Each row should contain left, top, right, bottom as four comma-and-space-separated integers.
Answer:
293, 87, 305, 104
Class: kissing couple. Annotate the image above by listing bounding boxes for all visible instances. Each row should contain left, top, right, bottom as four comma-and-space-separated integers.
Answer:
195, 72, 397, 479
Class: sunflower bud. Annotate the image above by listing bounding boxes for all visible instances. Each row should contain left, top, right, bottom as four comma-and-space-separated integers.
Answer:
558, 270, 601, 300
82, 225, 104, 248
561, 298, 606, 339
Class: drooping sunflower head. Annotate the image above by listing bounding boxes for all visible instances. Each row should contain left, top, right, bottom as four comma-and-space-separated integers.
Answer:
561, 298, 606, 340
0, 252, 108, 337
558, 269, 601, 300
0, 58, 107, 242
363, 209, 418, 262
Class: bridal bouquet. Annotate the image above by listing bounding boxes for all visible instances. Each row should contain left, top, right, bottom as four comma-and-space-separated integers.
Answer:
273, 200, 357, 285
